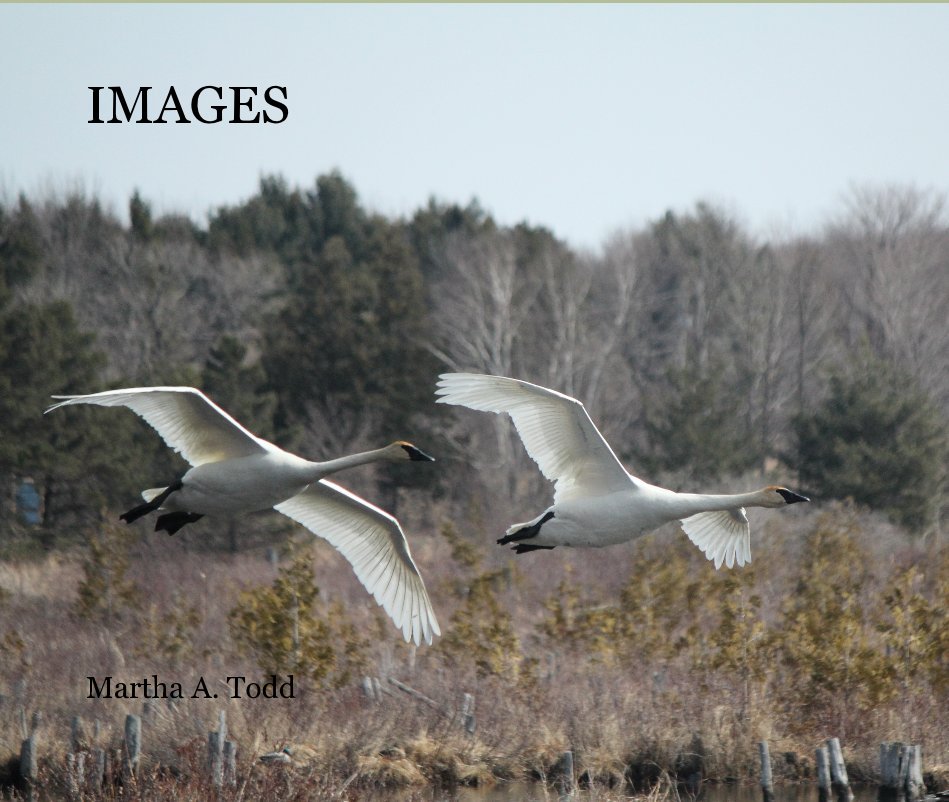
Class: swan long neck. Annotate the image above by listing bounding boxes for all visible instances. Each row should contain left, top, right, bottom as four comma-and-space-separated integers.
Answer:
305, 447, 393, 481
668, 490, 769, 517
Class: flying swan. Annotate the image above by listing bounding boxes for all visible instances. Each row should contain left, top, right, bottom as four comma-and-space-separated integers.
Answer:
435, 373, 808, 569
46, 387, 440, 645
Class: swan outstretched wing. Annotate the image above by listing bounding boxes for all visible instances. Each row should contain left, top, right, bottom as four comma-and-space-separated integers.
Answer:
435, 373, 631, 503
274, 480, 440, 646
46, 387, 274, 466
680, 509, 751, 569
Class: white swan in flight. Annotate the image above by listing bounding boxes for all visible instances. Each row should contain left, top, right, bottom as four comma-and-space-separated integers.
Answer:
435, 373, 808, 569
46, 387, 440, 645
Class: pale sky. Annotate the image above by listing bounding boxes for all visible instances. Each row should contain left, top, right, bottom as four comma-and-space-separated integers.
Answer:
3, 3, 948, 251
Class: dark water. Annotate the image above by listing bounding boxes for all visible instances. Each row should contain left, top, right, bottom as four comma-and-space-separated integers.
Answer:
365, 784, 880, 802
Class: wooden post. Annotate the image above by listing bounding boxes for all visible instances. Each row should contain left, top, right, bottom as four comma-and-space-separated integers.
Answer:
759, 741, 775, 802
827, 738, 854, 802
207, 708, 228, 787
557, 749, 575, 795
93, 748, 106, 789
20, 734, 37, 802
124, 714, 141, 779
223, 740, 237, 787
880, 742, 904, 802
905, 745, 923, 802
70, 715, 85, 752
816, 745, 832, 802
461, 692, 476, 735
208, 731, 223, 789
67, 752, 83, 798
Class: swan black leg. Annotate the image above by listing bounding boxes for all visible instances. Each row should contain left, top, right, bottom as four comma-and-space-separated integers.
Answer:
120, 478, 184, 524
513, 544, 555, 555
155, 512, 204, 535
497, 511, 555, 545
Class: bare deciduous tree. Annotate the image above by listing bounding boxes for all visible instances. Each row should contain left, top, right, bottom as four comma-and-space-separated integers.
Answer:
827, 185, 949, 406
15, 192, 281, 381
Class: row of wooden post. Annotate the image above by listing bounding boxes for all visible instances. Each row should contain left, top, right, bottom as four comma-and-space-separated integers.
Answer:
760, 738, 926, 802
17, 702, 931, 799
18, 708, 237, 796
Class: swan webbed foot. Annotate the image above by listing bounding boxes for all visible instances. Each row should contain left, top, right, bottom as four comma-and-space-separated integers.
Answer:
155, 511, 204, 535
497, 510, 555, 545
120, 502, 155, 525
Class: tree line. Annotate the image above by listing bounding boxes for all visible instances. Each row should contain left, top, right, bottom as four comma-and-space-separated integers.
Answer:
0, 173, 945, 547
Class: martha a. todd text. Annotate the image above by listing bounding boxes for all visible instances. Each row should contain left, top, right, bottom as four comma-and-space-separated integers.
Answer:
87, 675, 294, 700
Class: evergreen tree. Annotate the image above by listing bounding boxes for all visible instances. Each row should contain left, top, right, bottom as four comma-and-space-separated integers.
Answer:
262, 195, 435, 445
202, 334, 276, 439
638, 364, 758, 481
0, 301, 132, 535
74, 520, 142, 626
229, 545, 369, 685
774, 509, 891, 737
129, 190, 153, 242
0, 196, 43, 299
793, 355, 947, 531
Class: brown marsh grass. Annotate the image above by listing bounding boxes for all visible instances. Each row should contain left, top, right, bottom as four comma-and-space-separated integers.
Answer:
0, 498, 946, 799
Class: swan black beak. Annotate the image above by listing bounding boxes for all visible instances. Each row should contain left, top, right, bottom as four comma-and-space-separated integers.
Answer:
403, 445, 435, 462
777, 488, 809, 504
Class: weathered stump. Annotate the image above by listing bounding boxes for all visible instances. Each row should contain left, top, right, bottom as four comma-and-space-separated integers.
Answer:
223, 740, 238, 787
20, 734, 37, 802
759, 741, 775, 802
70, 715, 86, 752
123, 714, 141, 779
905, 745, 923, 802
461, 692, 476, 735
207, 709, 228, 787
816, 745, 832, 802
556, 749, 575, 795
827, 738, 854, 802
92, 748, 106, 789
67, 751, 86, 799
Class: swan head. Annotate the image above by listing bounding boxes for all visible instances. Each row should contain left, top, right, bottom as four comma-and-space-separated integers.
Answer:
762, 485, 809, 508
389, 441, 435, 462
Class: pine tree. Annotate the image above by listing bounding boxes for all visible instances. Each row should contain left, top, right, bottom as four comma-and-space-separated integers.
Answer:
793, 354, 947, 531
74, 520, 142, 626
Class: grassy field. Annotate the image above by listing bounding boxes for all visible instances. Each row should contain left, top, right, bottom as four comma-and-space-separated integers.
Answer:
1, 494, 946, 800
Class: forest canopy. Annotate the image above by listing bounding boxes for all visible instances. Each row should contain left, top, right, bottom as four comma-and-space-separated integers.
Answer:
1, 174, 946, 543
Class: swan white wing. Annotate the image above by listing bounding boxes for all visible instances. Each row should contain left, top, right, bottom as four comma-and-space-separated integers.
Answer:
680, 508, 751, 569
45, 387, 274, 466
274, 479, 440, 646
435, 373, 632, 503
